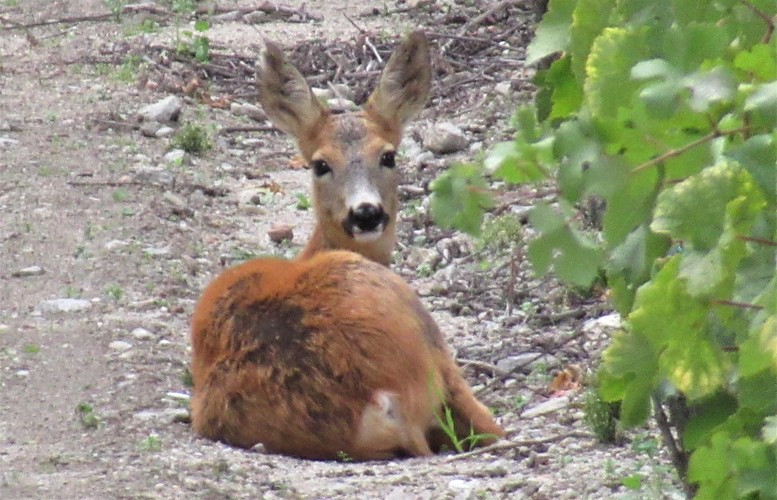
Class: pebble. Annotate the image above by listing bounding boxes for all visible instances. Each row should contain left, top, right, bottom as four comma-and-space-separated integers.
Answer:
163, 149, 186, 164
495, 81, 512, 96
327, 97, 357, 112
496, 352, 559, 374
0, 136, 19, 147
0, 324, 8, 333
268, 223, 294, 243
139, 121, 160, 138
522, 396, 571, 418
104, 240, 128, 251
143, 246, 171, 257
109, 340, 132, 351
582, 312, 621, 333
11, 266, 45, 277
230, 102, 266, 122
155, 126, 176, 138
165, 391, 191, 403
422, 122, 469, 154
131, 327, 154, 340
15, 370, 30, 378
38, 298, 92, 313
133, 167, 175, 187
137, 95, 182, 123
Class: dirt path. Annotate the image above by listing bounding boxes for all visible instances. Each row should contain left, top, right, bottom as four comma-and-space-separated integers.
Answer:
1, 1, 680, 498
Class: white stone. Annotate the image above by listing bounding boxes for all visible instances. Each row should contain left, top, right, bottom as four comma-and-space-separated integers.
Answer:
163, 149, 186, 164
422, 122, 469, 154
131, 327, 154, 340
38, 298, 92, 313
109, 340, 133, 351
137, 95, 182, 123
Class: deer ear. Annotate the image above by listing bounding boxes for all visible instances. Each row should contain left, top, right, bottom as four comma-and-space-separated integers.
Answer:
364, 31, 432, 132
257, 40, 327, 139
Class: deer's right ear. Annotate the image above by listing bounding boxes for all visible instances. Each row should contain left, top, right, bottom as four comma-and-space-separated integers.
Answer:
257, 41, 327, 140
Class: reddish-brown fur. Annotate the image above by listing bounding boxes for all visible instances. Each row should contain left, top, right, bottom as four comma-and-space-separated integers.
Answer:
191, 251, 504, 459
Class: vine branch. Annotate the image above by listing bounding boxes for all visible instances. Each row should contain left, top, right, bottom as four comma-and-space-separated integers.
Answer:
632, 127, 749, 174
739, 0, 775, 43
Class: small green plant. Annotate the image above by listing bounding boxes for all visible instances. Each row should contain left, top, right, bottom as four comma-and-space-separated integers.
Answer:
113, 56, 141, 84
23, 344, 40, 354
295, 193, 311, 210
478, 214, 523, 253
583, 388, 620, 444
171, 124, 212, 155
124, 18, 160, 36
112, 188, 130, 202
76, 402, 100, 429
65, 286, 81, 298
180, 368, 193, 387
335, 450, 353, 462
103, 0, 126, 21
106, 284, 124, 301
139, 435, 162, 452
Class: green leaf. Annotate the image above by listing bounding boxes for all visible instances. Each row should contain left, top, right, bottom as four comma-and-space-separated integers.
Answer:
599, 330, 657, 425
585, 27, 649, 118
540, 56, 585, 119
682, 66, 735, 113
652, 162, 764, 251
526, 0, 577, 65
620, 474, 642, 490
683, 392, 738, 450
430, 163, 493, 236
744, 81, 777, 129
194, 19, 209, 32
527, 203, 603, 286
739, 316, 777, 377
569, 0, 617, 82
734, 43, 777, 81
688, 432, 737, 500
726, 134, 777, 202
762, 416, 777, 445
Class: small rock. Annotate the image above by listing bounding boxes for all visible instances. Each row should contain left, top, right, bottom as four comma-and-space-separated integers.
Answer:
15, 370, 30, 378
155, 126, 176, 138
495, 80, 512, 96
137, 95, 182, 123
143, 246, 171, 257
311, 87, 334, 100
0, 324, 9, 333
104, 240, 128, 251
582, 312, 621, 333
162, 191, 189, 212
329, 83, 355, 101
38, 298, 91, 313
163, 149, 186, 164
496, 352, 559, 374
230, 102, 267, 122
165, 391, 191, 403
131, 327, 154, 340
327, 97, 357, 113
133, 167, 175, 187
423, 122, 469, 154
522, 396, 571, 418
108, 340, 132, 351
406, 247, 440, 270
139, 121, 161, 138
11, 266, 45, 277
448, 478, 480, 491
268, 223, 294, 244
0, 136, 19, 147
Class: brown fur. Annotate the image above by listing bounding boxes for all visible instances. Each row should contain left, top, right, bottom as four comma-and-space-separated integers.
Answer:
191, 251, 504, 459
257, 32, 432, 266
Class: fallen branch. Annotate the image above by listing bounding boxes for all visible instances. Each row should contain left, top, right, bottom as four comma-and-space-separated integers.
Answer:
445, 431, 593, 461
3, 3, 168, 30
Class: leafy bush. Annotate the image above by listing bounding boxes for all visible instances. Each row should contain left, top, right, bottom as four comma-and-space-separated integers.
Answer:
432, 0, 777, 496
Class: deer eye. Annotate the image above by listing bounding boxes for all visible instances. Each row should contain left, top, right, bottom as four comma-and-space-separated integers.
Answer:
379, 151, 396, 169
311, 159, 332, 177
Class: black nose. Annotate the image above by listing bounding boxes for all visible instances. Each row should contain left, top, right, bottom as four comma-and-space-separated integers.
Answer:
349, 203, 386, 232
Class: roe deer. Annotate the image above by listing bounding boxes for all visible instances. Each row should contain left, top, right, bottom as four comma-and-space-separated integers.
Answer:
190, 32, 504, 460
257, 31, 432, 266
191, 250, 504, 459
